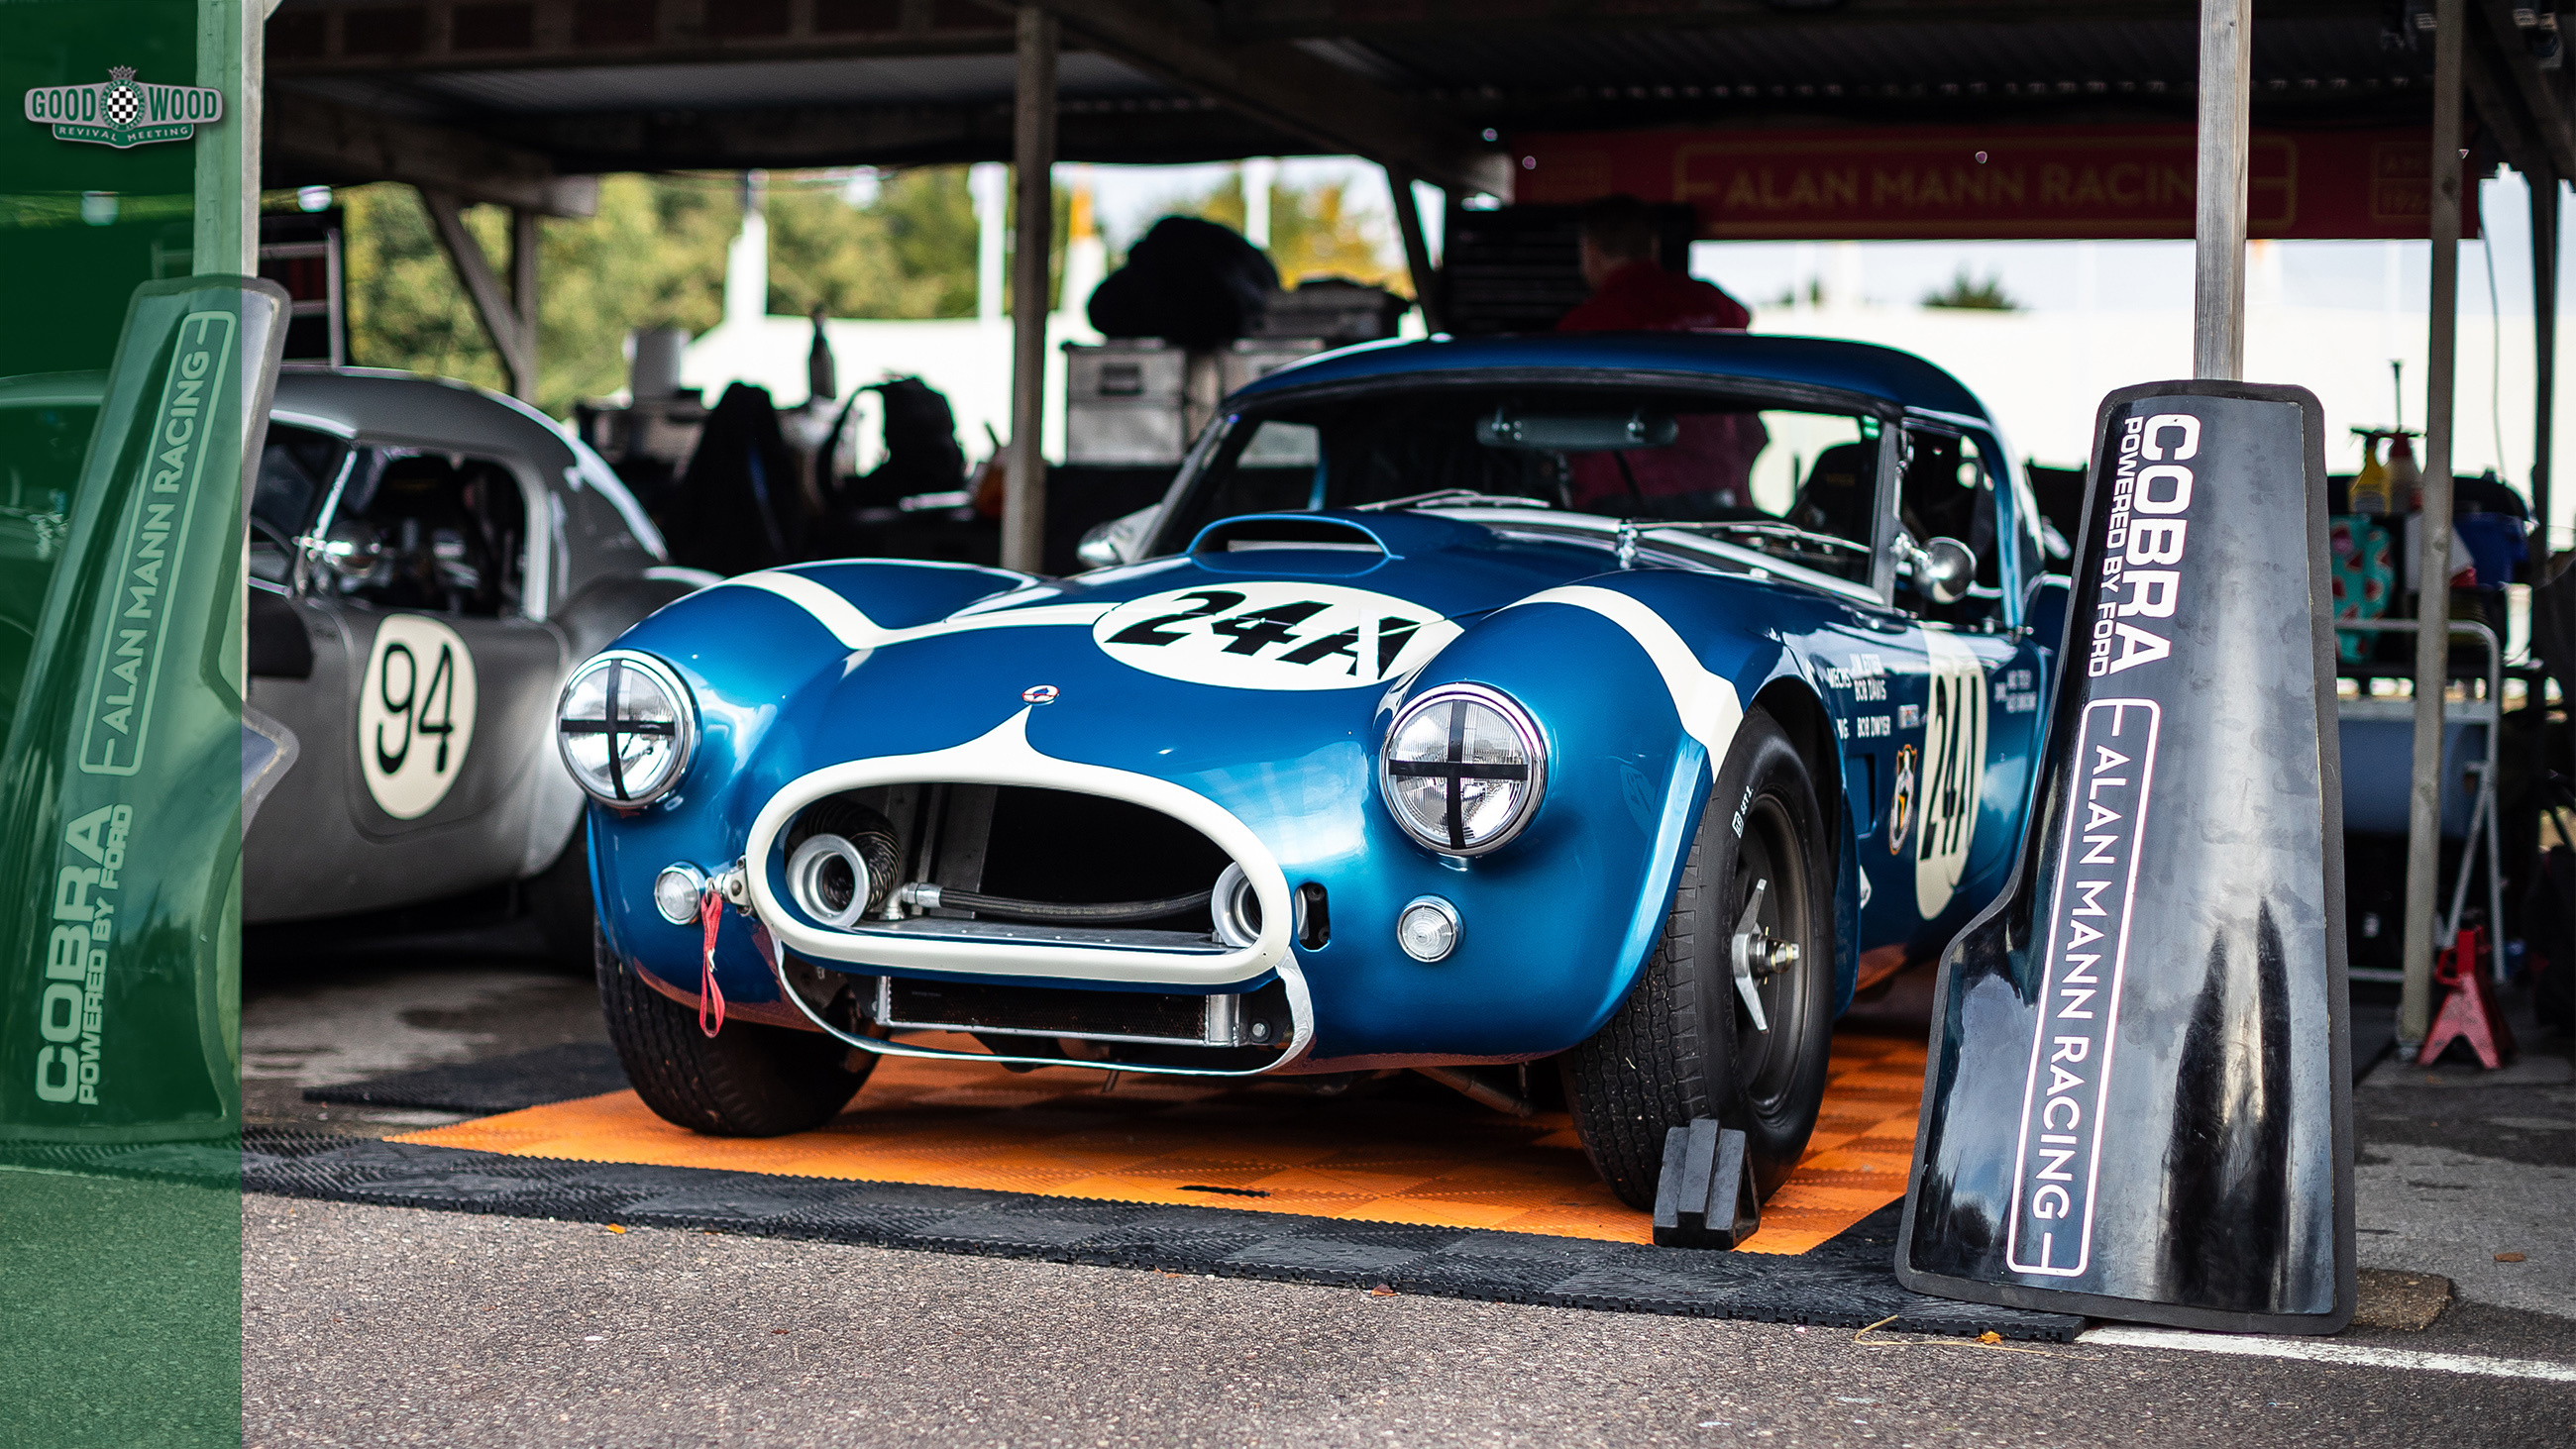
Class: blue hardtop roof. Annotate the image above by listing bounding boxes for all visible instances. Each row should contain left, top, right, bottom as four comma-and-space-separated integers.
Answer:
1231, 331, 1990, 422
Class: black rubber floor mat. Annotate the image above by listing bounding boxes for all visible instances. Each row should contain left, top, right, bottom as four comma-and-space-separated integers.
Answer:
301, 1043, 628, 1114
2349, 1004, 2400, 1083
237, 1128, 2083, 1340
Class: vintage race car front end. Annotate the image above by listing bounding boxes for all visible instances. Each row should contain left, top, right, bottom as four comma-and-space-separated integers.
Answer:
566, 517, 1785, 1079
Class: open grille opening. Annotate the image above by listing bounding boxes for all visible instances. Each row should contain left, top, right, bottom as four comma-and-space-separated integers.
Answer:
967, 785, 1232, 932
784, 783, 1236, 936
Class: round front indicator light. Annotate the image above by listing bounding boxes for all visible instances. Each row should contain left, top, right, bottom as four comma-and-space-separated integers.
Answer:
1397, 896, 1460, 963
556, 651, 698, 806
653, 864, 706, 925
1378, 683, 1546, 856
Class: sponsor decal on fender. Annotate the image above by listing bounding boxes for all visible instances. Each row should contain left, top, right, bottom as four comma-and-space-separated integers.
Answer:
1093, 581, 1458, 690
359, 617, 479, 819
1885, 744, 1917, 856
2005, 698, 2160, 1276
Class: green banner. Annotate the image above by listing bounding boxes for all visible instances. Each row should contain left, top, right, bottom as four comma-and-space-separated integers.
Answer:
1, 279, 279, 1139
1, 4, 268, 1444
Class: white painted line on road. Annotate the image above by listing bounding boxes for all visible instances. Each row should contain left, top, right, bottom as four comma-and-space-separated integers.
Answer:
2080, 1325, 2576, 1382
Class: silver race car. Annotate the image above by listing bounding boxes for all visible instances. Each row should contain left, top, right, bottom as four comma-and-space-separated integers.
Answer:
0, 366, 707, 954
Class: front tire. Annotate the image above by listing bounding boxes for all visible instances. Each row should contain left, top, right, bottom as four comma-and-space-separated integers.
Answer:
1562, 707, 1835, 1209
595, 927, 873, 1136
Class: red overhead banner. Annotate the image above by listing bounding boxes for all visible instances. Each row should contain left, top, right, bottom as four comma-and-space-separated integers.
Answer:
1511, 126, 2470, 241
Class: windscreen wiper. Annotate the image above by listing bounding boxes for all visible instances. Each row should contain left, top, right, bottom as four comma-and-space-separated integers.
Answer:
1356, 489, 1556, 513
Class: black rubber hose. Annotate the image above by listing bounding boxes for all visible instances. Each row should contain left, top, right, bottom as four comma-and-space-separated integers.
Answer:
939, 887, 1212, 925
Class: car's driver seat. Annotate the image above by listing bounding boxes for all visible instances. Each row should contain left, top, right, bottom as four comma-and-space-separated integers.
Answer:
1788, 441, 1878, 550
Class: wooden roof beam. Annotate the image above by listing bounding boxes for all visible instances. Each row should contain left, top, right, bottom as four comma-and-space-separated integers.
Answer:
492, 98, 1304, 171
1212, 0, 2367, 42
1004, 0, 1505, 195
2471, 0, 2576, 179
266, 0, 1016, 76
264, 90, 599, 216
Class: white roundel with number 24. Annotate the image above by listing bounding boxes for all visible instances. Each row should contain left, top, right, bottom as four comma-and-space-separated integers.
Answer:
358, 615, 479, 819
1092, 582, 1459, 690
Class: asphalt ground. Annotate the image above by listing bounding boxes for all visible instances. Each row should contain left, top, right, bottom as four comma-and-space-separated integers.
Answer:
235, 932, 2576, 1448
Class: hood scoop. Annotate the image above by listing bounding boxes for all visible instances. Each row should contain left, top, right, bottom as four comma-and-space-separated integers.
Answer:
1188, 514, 1392, 574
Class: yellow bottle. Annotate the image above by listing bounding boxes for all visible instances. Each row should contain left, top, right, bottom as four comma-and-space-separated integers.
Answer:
2350, 432, 2390, 515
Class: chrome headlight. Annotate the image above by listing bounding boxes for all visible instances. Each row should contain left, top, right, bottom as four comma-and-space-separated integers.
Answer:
555, 650, 698, 806
1378, 682, 1546, 856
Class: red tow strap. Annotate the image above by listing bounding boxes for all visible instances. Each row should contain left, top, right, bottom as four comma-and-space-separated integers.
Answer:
698, 887, 727, 1038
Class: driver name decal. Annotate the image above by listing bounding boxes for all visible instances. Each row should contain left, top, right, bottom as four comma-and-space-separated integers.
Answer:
2004, 697, 2160, 1278
1093, 582, 1459, 690
359, 616, 480, 819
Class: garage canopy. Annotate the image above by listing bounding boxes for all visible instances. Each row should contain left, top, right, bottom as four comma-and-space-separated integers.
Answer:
263, 1, 2576, 226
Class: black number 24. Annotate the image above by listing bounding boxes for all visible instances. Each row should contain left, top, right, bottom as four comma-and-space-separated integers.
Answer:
1106, 590, 1244, 646
1111, 591, 1423, 674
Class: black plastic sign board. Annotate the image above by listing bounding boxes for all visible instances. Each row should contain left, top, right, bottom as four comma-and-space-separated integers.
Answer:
1895, 380, 2355, 1334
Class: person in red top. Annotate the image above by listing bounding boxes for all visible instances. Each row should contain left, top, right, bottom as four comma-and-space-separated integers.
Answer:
1556, 194, 1763, 511
1557, 194, 1752, 334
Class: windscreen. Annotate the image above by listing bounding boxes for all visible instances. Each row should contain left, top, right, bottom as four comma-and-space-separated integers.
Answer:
1166, 387, 1883, 581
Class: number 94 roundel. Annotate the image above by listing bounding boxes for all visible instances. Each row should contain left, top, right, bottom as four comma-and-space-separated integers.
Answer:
358, 614, 478, 820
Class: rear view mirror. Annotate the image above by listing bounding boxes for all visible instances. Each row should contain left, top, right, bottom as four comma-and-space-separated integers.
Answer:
1476, 406, 1677, 453
1900, 534, 1977, 605
301, 515, 381, 581
1076, 505, 1159, 569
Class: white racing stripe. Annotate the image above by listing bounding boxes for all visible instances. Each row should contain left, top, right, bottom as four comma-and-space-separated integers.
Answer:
1497, 584, 1745, 758
2079, 1325, 2576, 1382
720, 569, 1110, 651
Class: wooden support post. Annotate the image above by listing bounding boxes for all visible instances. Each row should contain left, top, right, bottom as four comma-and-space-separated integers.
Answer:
194, 0, 260, 277
2403, 0, 2468, 1048
1388, 167, 1443, 334
422, 188, 538, 402
510, 207, 539, 402
1005, 5, 1058, 576
2193, 0, 2251, 380
2535, 170, 2559, 548
2532, 167, 2565, 1000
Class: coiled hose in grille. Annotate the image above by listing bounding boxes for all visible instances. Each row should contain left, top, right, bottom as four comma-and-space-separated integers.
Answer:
936, 888, 1212, 925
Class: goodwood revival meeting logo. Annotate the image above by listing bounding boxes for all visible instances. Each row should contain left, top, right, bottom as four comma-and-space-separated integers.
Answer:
24, 66, 222, 149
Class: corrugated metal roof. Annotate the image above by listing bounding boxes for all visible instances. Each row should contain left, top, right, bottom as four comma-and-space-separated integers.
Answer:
400, 52, 1165, 116
265, 6, 2446, 171
1363, 17, 2414, 98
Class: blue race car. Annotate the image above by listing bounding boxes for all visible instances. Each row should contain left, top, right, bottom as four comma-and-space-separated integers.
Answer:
557, 332, 2065, 1208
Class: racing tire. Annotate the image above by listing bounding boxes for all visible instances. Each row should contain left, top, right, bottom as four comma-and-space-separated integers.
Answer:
1561, 707, 1836, 1210
594, 926, 873, 1136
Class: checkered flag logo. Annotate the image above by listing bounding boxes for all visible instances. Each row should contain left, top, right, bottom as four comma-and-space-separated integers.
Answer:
103, 66, 138, 128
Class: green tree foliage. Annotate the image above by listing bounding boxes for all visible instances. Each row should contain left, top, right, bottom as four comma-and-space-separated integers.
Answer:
1922, 267, 2019, 311
341, 174, 733, 416
765, 168, 981, 320
1151, 171, 1408, 295
342, 166, 1038, 417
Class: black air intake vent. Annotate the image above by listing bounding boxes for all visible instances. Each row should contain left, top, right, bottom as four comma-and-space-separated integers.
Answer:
1191, 515, 1388, 557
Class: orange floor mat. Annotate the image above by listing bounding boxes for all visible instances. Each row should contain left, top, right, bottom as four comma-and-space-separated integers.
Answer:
396, 1028, 1926, 1254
